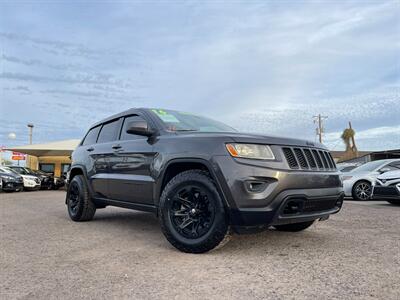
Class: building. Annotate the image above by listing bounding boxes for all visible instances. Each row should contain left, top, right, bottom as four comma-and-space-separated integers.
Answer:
6, 139, 80, 177
331, 149, 400, 164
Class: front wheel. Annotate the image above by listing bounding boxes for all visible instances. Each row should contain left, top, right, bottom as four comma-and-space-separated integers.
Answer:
66, 175, 96, 221
274, 221, 315, 232
352, 181, 372, 201
159, 170, 230, 253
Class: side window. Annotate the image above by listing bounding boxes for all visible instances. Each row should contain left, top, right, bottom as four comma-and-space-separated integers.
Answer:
82, 126, 101, 146
386, 162, 400, 171
120, 115, 148, 140
97, 119, 121, 143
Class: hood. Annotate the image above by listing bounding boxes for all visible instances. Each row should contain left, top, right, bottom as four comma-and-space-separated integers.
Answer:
176, 132, 326, 149
0, 172, 22, 180
378, 170, 400, 180
21, 174, 40, 180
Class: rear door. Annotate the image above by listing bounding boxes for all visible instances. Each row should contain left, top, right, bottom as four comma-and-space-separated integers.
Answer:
83, 119, 122, 199
107, 114, 155, 205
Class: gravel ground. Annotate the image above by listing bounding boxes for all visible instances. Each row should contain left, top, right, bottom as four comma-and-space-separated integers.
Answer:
1, 191, 399, 300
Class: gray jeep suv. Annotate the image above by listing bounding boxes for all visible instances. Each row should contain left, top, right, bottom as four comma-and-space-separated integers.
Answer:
66, 108, 343, 253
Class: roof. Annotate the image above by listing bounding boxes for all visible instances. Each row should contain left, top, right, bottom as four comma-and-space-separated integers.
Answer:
6, 139, 81, 156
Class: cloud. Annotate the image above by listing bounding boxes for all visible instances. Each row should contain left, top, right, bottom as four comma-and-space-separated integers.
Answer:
0, 1, 398, 151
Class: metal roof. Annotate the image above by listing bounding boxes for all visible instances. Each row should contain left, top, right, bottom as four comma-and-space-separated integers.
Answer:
6, 139, 81, 156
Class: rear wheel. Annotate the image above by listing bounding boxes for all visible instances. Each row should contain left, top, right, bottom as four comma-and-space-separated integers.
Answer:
352, 181, 372, 201
274, 221, 315, 232
66, 175, 96, 221
159, 170, 230, 253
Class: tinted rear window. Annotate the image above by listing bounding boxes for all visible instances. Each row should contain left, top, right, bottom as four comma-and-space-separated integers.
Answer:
97, 119, 121, 143
82, 126, 101, 146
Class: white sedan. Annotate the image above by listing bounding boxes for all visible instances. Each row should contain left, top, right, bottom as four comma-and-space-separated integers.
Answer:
342, 159, 400, 200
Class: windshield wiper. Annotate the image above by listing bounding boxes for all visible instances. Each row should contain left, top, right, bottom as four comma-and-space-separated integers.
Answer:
174, 129, 198, 132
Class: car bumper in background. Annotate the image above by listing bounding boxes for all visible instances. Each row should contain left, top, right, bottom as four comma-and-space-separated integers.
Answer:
23, 180, 41, 190
373, 185, 400, 200
2, 181, 24, 191
342, 180, 354, 197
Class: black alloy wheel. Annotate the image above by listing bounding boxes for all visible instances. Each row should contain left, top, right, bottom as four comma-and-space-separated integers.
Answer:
169, 185, 216, 239
159, 170, 230, 253
68, 181, 80, 216
66, 175, 96, 221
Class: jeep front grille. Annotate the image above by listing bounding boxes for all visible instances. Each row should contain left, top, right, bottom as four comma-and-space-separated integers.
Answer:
282, 147, 336, 171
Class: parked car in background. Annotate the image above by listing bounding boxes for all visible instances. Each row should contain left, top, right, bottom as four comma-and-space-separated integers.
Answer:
337, 163, 361, 173
342, 159, 400, 200
0, 167, 24, 192
3, 166, 41, 191
33, 169, 65, 190
372, 170, 400, 205
8, 166, 65, 190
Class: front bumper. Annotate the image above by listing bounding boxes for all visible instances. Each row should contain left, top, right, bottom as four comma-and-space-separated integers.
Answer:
373, 186, 400, 200
2, 181, 24, 191
23, 179, 41, 190
212, 155, 343, 232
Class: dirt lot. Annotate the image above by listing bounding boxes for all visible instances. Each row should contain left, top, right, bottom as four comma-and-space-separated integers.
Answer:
1, 191, 399, 300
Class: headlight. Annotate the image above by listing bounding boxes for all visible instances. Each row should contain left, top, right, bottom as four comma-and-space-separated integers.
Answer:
2, 175, 14, 180
342, 175, 353, 181
226, 143, 275, 160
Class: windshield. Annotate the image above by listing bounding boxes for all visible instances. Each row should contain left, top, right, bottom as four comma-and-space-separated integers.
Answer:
350, 160, 386, 173
9, 167, 28, 175
150, 109, 237, 133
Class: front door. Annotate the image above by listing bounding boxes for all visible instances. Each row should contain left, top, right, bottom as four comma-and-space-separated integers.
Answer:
107, 114, 155, 205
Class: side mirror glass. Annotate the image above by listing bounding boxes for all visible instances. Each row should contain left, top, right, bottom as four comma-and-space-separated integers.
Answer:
126, 118, 153, 137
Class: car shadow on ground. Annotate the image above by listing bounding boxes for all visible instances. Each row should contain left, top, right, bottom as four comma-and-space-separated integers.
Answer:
82, 208, 332, 254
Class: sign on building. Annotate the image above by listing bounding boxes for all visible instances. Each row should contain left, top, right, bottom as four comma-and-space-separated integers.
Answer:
12, 152, 26, 161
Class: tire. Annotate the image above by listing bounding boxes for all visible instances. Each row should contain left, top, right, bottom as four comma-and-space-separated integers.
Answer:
274, 220, 315, 232
159, 170, 230, 253
352, 181, 372, 201
66, 175, 96, 221
387, 199, 400, 206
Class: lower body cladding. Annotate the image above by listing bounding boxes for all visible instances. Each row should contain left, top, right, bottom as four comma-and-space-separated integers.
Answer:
212, 156, 344, 233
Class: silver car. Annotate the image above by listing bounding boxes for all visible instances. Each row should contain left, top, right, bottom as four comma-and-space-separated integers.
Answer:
342, 159, 400, 200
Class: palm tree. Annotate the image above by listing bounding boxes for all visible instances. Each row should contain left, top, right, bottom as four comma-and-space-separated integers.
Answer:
341, 122, 358, 157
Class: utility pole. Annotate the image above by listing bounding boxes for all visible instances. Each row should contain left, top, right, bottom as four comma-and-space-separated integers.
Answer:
313, 114, 328, 143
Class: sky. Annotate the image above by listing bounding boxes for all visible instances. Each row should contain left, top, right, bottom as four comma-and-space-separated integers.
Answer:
0, 0, 399, 152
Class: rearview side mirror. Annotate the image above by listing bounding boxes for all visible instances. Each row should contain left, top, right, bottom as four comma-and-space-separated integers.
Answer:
126, 118, 154, 137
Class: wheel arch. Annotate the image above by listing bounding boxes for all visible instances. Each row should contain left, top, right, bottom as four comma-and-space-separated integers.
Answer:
155, 158, 231, 211
66, 165, 93, 202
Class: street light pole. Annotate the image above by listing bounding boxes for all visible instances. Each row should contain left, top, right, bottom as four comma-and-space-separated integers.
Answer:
27, 123, 34, 145
27, 123, 34, 168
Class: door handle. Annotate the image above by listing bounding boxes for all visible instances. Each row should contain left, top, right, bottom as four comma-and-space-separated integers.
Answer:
112, 144, 122, 150
87, 147, 94, 152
